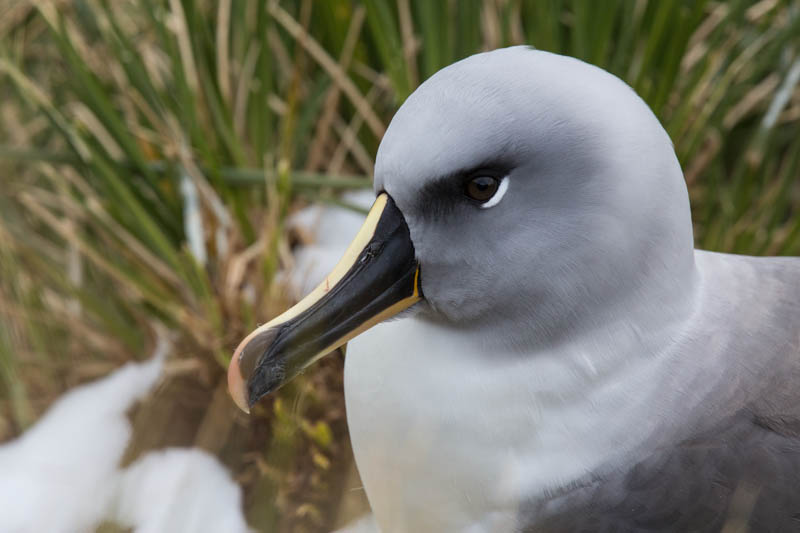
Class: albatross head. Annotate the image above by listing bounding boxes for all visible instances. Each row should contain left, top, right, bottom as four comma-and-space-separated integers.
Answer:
229, 46, 696, 411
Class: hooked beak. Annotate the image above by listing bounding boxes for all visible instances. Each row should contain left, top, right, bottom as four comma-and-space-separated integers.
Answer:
228, 193, 422, 411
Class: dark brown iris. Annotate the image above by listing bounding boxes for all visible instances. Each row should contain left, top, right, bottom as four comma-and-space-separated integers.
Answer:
465, 176, 499, 202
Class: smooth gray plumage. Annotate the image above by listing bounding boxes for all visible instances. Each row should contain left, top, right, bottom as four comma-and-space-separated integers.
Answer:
525, 254, 800, 532
332, 47, 800, 532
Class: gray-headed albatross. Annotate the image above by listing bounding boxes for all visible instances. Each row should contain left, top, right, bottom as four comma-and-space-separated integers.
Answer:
228, 47, 800, 532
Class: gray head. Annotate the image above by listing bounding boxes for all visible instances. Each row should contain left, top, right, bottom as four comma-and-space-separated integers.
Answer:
375, 47, 695, 347
229, 47, 698, 409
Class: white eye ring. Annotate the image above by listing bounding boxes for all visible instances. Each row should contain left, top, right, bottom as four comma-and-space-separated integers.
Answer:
479, 176, 510, 209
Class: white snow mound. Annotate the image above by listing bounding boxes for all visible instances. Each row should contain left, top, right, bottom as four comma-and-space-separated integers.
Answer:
112, 448, 250, 533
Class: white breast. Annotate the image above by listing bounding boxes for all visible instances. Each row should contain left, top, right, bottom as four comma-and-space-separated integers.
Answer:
345, 317, 671, 533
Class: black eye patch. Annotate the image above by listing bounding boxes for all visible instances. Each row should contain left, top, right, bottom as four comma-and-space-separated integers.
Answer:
414, 161, 513, 220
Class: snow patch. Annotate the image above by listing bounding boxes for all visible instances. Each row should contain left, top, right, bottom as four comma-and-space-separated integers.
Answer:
0, 334, 250, 533
0, 355, 164, 533
112, 448, 250, 533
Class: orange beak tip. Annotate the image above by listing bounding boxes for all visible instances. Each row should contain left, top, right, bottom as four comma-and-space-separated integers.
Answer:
227, 350, 251, 414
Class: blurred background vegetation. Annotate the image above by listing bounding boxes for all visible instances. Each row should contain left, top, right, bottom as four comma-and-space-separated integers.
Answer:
0, 0, 798, 531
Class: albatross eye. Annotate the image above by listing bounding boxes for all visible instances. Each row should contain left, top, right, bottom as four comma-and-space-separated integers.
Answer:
465, 176, 500, 203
